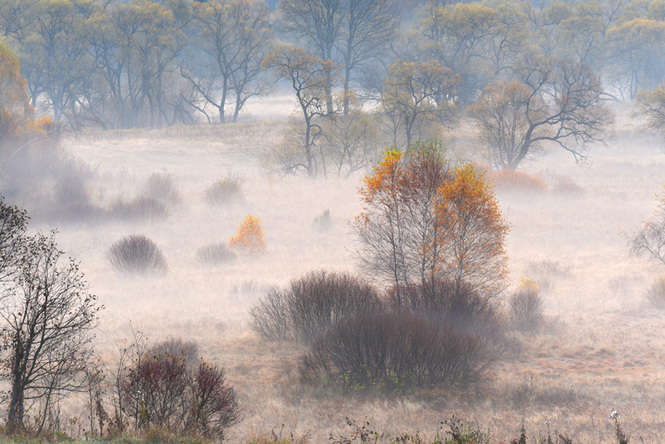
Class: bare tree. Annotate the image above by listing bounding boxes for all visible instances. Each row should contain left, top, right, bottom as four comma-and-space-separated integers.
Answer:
279, 0, 345, 115
382, 60, 460, 148
1, 232, 101, 432
263, 44, 334, 176
469, 58, 610, 170
0, 197, 28, 281
338, 0, 397, 115
181, 0, 272, 123
637, 85, 665, 135
354, 144, 451, 289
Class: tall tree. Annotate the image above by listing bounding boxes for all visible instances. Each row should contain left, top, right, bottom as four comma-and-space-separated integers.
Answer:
1, 232, 101, 432
337, 0, 397, 115
381, 59, 460, 148
469, 59, 609, 170
435, 164, 508, 297
279, 0, 345, 115
262, 44, 334, 176
181, 0, 272, 123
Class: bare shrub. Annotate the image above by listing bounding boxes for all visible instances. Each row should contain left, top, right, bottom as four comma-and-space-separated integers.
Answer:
108, 235, 167, 274
388, 279, 505, 352
251, 288, 291, 341
646, 276, 665, 308
196, 243, 237, 265
301, 310, 485, 390
633, 190, 665, 266
119, 339, 238, 440
142, 173, 181, 205
509, 279, 544, 332
109, 197, 169, 221
205, 176, 243, 205
251, 270, 382, 343
146, 338, 199, 368
524, 259, 570, 294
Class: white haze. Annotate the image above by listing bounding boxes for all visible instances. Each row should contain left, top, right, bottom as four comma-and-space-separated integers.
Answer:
11, 98, 665, 442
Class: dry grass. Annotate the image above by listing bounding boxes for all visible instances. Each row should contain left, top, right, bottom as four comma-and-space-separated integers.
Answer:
25, 105, 665, 443
489, 168, 548, 193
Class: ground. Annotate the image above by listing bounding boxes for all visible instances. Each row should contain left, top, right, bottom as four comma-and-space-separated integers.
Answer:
16, 102, 665, 443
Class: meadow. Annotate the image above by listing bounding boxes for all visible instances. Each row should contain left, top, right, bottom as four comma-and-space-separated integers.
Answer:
9, 101, 665, 443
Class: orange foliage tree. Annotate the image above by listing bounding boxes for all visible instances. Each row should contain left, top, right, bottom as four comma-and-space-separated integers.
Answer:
355, 144, 508, 296
436, 164, 509, 296
0, 42, 50, 147
229, 215, 265, 253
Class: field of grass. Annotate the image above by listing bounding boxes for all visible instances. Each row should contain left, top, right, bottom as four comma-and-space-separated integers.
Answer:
5, 103, 665, 443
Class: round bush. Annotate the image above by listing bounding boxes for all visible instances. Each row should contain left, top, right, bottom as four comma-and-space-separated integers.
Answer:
509, 280, 544, 332
251, 270, 382, 343
108, 235, 167, 274
196, 243, 237, 265
205, 177, 242, 205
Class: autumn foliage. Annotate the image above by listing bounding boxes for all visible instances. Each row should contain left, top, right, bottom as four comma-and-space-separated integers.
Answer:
0, 42, 50, 145
355, 145, 508, 296
229, 215, 265, 253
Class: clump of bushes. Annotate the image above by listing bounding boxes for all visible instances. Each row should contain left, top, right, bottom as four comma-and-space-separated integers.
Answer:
205, 176, 243, 205
646, 276, 665, 308
108, 235, 167, 274
509, 278, 544, 332
229, 215, 265, 253
196, 243, 237, 265
251, 270, 381, 343
387, 279, 504, 346
301, 310, 484, 390
119, 338, 238, 441
252, 271, 504, 391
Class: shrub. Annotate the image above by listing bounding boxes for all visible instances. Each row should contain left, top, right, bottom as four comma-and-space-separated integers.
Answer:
646, 276, 665, 308
205, 177, 242, 205
119, 339, 239, 440
109, 197, 169, 221
196, 243, 237, 265
509, 278, 544, 332
489, 169, 547, 192
387, 279, 504, 348
301, 310, 485, 390
108, 235, 167, 274
229, 215, 265, 253
312, 209, 332, 232
251, 270, 382, 343
143, 173, 181, 205
147, 338, 199, 368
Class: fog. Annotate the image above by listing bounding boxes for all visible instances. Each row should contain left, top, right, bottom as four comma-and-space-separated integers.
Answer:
1, 99, 660, 442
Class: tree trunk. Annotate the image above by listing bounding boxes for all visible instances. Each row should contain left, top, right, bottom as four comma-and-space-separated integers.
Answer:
7, 379, 25, 432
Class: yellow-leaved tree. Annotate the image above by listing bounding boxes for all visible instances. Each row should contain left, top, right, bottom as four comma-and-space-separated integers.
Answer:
355, 144, 508, 297
229, 215, 265, 254
0, 41, 50, 147
436, 164, 509, 296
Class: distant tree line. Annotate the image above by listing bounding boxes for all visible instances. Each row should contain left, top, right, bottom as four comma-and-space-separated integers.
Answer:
3, 0, 665, 168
